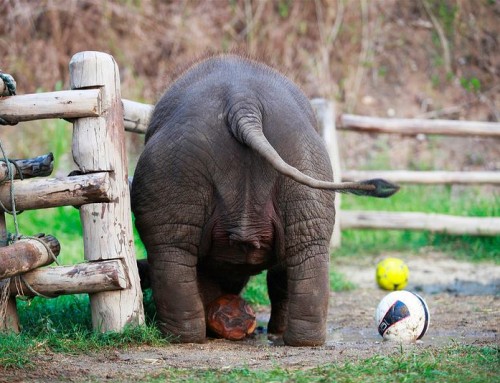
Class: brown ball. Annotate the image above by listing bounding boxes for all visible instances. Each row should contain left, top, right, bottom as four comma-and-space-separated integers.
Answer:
206, 294, 257, 340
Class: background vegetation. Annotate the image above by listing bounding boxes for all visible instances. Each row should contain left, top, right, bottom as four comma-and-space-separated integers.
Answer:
0, 0, 498, 380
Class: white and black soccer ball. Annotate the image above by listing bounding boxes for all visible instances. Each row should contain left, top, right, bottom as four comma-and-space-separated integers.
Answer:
375, 291, 430, 342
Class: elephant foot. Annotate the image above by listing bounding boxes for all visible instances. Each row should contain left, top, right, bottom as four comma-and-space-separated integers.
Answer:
283, 330, 326, 347
157, 320, 206, 344
267, 332, 285, 346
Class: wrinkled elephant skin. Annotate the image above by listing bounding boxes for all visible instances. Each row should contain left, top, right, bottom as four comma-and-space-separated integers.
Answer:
132, 54, 396, 346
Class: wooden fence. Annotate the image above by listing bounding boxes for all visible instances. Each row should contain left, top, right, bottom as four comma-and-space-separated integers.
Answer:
0, 51, 144, 332
118, 98, 500, 242
0, 50, 498, 332
309, 103, 500, 245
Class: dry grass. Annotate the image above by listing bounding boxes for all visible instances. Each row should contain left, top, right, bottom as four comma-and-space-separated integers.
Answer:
1, 0, 499, 171
2, 1, 497, 102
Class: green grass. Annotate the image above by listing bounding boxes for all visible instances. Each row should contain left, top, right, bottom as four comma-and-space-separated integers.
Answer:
330, 269, 356, 292
139, 344, 498, 383
0, 294, 168, 368
337, 185, 499, 262
243, 272, 270, 306
1, 134, 497, 374
6, 206, 84, 265
242, 267, 355, 306
3, 296, 498, 381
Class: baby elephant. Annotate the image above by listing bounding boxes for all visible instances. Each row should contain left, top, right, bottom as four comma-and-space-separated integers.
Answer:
131, 54, 397, 346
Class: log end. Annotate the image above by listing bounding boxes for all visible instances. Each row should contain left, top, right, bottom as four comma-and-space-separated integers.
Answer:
34, 234, 61, 257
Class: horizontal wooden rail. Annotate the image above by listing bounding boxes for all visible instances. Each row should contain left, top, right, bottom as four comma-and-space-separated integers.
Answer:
340, 114, 500, 137
4, 93, 498, 140
9, 259, 128, 298
0, 235, 60, 280
340, 211, 500, 236
0, 89, 101, 124
0, 153, 54, 180
342, 170, 500, 184
0, 172, 111, 211
123, 99, 153, 134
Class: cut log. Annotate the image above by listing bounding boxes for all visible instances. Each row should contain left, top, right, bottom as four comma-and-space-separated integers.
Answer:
70, 51, 144, 331
0, 235, 60, 280
9, 259, 127, 298
342, 170, 500, 185
0, 279, 19, 332
0, 172, 111, 211
340, 114, 500, 137
0, 153, 54, 180
340, 211, 500, 236
0, 89, 101, 124
0, 213, 19, 332
122, 99, 153, 134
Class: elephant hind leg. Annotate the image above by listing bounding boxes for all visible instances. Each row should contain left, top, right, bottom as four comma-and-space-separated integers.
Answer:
149, 245, 206, 343
267, 266, 288, 336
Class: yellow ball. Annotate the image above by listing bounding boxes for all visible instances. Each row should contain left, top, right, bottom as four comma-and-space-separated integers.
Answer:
376, 257, 409, 290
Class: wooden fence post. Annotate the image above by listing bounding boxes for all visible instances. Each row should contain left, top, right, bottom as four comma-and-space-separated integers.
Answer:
0, 213, 20, 332
311, 99, 342, 248
69, 51, 144, 332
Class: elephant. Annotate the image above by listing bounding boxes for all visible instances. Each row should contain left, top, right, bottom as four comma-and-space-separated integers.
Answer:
131, 54, 398, 346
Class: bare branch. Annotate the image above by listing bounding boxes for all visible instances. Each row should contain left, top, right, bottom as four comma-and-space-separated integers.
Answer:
421, 0, 452, 75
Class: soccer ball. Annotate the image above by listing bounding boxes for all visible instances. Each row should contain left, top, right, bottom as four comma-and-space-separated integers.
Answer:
375, 290, 430, 342
376, 257, 409, 290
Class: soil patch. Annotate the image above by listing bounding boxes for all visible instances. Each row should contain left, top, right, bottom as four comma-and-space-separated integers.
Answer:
2, 252, 498, 382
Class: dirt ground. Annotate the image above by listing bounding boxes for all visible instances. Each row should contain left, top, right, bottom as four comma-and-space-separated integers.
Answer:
3, 252, 499, 382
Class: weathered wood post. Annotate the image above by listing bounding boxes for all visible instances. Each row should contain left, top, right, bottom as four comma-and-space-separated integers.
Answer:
0, 213, 20, 332
311, 99, 342, 248
69, 51, 144, 331
0, 76, 17, 331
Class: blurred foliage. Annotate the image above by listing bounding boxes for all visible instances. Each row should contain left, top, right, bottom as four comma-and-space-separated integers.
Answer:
1, 0, 498, 109
1, 0, 498, 176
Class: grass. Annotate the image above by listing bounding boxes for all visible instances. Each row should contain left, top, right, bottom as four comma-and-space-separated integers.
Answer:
137, 344, 498, 383
337, 184, 499, 263
1, 1, 497, 378
242, 268, 355, 306
2, 292, 498, 381
1, 125, 498, 373
0, 294, 168, 368
0, 193, 496, 380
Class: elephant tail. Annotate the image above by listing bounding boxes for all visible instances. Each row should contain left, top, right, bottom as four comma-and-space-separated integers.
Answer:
227, 105, 399, 198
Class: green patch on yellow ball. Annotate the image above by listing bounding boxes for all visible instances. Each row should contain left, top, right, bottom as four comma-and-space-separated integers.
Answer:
376, 257, 409, 290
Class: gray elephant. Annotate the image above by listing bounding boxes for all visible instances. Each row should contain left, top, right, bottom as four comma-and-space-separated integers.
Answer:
131, 54, 397, 346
